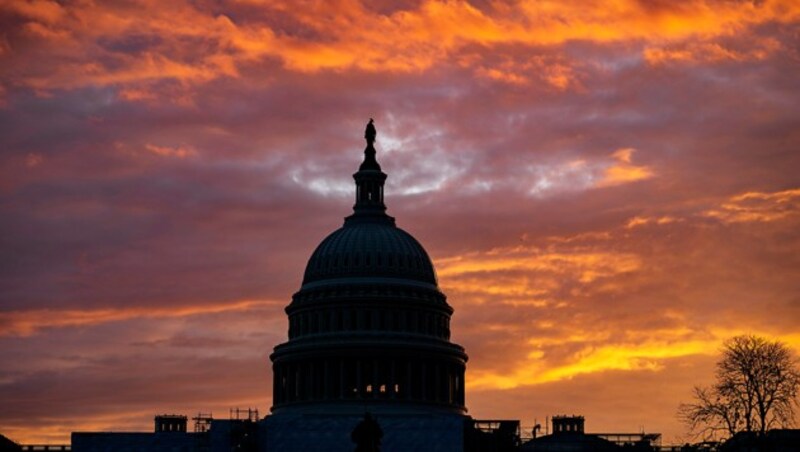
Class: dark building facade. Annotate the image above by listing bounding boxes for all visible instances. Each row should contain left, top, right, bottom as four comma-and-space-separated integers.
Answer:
519, 416, 661, 452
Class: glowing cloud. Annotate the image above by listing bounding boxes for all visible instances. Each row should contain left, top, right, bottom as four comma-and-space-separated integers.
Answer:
145, 143, 196, 158
3, 0, 799, 92
703, 188, 800, 223
0, 300, 279, 337
625, 216, 679, 229
597, 148, 654, 188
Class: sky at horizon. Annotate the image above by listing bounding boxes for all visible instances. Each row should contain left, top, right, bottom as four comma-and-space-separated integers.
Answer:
1, 0, 799, 445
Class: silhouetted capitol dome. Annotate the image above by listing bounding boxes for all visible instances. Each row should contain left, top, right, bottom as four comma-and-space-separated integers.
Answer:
269, 122, 468, 421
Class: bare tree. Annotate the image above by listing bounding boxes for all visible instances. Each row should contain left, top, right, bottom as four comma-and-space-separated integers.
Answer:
679, 335, 800, 441
679, 385, 743, 439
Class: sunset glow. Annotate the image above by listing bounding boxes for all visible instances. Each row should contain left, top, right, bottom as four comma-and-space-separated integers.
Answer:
1, 0, 799, 446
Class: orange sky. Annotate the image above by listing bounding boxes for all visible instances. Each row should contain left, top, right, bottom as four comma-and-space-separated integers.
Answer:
1, 0, 799, 445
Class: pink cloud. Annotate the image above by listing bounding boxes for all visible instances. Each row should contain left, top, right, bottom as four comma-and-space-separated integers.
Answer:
0, 299, 280, 337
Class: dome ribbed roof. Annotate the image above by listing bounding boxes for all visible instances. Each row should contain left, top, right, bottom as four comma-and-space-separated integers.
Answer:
302, 221, 437, 287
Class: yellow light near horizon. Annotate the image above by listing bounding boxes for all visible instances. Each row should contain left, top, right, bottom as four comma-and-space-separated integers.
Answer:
466, 331, 800, 391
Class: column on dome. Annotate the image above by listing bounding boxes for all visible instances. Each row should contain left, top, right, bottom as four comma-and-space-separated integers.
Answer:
313, 360, 319, 400
291, 361, 299, 402
390, 359, 397, 399
450, 365, 456, 404
323, 360, 330, 399
460, 368, 465, 405
405, 360, 411, 400
280, 365, 286, 404
452, 368, 458, 405
297, 362, 304, 401
273, 365, 279, 405
316, 361, 322, 399
287, 363, 294, 402
305, 361, 312, 401
447, 366, 453, 404
435, 364, 442, 403
284, 363, 291, 402
301, 361, 314, 402
356, 360, 363, 398
421, 362, 428, 402
301, 362, 308, 401
348, 358, 357, 399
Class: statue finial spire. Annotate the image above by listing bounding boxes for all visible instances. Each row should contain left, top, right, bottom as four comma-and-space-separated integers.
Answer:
360, 118, 380, 171
350, 119, 390, 223
365, 118, 376, 147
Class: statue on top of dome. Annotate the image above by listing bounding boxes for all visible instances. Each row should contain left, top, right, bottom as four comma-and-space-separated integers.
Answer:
365, 118, 376, 146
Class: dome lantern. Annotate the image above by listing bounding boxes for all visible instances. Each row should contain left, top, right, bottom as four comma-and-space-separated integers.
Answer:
349, 118, 390, 223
